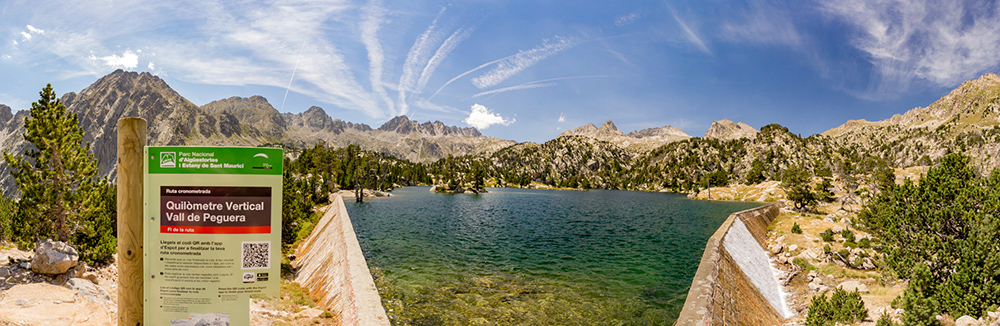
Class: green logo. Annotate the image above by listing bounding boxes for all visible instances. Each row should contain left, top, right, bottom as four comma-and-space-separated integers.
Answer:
160, 152, 176, 168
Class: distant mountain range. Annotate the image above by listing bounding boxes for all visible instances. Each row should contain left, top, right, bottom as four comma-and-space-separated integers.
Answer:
0, 70, 513, 193
3, 70, 1000, 194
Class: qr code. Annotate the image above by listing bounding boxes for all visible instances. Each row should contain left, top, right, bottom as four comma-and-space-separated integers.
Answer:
241, 241, 271, 270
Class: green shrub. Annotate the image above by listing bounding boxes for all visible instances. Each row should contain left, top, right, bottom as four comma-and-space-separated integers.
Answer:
806, 287, 868, 326
823, 244, 831, 254
837, 248, 850, 258
858, 237, 871, 249
791, 222, 803, 234
876, 313, 899, 326
793, 257, 816, 271
844, 241, 858, 248
841, 229, 856, 243
820, 229, 835, 242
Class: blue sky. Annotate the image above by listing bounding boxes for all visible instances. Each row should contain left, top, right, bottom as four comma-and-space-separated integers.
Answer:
1, 0, 999, 143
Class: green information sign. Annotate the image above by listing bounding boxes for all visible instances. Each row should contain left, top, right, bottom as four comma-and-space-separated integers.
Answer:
144, 146, 282, 326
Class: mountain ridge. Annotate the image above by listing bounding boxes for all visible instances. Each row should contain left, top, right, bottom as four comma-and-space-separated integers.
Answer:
0, 70, 514, 194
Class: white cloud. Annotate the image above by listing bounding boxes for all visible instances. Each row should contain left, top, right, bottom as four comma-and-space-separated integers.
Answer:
417, 26, 473, 94
471, 82, 555, 99
25, 25, 44, 35
720, 1, 803, 48
463, 103, 515, 129
101, 50, 139, 69
824, 0, 1000, 96
558, 113, 565, 122
20, 32, 31, 41
11, 40, 17, 46
615, 12, 640, 27
147, 61, 155, 70
472, 36, 577, 89
360, 0, 394, 113
398, 7, 447, 115
669, 7, 710, 55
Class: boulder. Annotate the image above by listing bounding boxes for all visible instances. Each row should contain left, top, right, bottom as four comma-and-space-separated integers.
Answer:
64, 278, 111, 303
823, 214, 836, 222
769, 243, 784, 255
837, 280, 869, 293
840, 217, 853, 229
54, 262, 87, 285
31, 239, 79, 275
955, 315, 981, 326
788, 244, 799, 252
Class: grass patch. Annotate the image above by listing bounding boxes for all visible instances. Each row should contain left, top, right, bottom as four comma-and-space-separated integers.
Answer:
817, 263, 880, 279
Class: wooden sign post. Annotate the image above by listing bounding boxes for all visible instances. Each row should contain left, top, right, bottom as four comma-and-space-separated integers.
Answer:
117, 118, 147, 326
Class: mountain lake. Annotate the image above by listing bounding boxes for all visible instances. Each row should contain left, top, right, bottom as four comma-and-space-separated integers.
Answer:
347, 186, 763, 325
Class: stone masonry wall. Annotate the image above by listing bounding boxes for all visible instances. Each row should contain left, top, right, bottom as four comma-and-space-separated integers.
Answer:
292, 195, 390, 326
675, 204, 783, 325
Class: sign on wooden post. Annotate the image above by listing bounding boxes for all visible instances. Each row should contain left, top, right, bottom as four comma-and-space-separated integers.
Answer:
143, 146, 282, 325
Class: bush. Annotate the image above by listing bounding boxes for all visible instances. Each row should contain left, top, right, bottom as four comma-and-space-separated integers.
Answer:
823, 244, 831, 254
793, 257, 816, 271
876, 313, 899, 326
791, 222, 803, 234
806, 287, 868, 326
841, 229, 856, 243
820, 229, 835, 242
859, 237, 871, 249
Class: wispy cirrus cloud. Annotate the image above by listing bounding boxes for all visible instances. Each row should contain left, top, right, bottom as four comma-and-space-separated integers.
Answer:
720, 1, 804, 48
823, 0, 1000, 98
667, 6, 710, 55
360, 0, 395, 113
397, 7, 448, 115
470, 75, 614, 99
471, 36, 577, 89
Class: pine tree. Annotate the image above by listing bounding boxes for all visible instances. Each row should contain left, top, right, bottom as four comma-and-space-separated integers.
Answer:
2, 84, 99, 243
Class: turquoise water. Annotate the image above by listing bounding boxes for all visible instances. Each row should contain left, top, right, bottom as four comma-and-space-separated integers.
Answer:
347, 187, 762, 325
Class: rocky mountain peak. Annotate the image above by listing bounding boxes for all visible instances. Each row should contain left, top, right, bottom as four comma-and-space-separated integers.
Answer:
703, 119, 758, 140
627, 125, 691, 140
559, 123, 598, 138
377, 115, 482, 137
597, 120, 625, 138
0, 104, 12, 124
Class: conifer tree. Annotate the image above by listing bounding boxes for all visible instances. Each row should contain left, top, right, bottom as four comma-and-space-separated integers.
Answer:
3, 84, 99, 243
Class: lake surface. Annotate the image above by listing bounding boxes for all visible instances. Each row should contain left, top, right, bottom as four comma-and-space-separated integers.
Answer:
347, 187, 762, 325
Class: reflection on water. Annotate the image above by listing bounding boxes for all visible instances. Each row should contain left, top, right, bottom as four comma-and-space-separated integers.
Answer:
348, 187, 762, 325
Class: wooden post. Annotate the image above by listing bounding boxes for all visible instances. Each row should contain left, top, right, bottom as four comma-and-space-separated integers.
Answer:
118, 118, 146, 326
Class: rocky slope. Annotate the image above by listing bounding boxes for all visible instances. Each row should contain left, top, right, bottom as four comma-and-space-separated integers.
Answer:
703, 118, 758, 140
559, 120, 691, 151
0, 70, 514, 195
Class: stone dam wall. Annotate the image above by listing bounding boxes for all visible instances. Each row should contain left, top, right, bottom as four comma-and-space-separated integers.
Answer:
675, 204, 784, 325
292, 195, 390, 325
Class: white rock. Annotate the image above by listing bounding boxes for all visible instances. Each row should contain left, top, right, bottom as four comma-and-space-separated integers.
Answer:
824, 214, 836, 222
832, 226, 844, 234
837, 280, 869, 293
788, 244, 799, 252
840, 217, 853, 229
65, 278, 111, 303
956, 315, 981, 326
808, 281, 821, 292
31, 239, 79, 275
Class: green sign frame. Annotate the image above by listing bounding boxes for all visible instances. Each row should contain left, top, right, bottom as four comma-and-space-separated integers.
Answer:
144, 146, 282, 326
